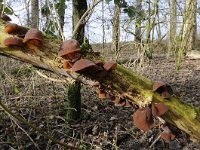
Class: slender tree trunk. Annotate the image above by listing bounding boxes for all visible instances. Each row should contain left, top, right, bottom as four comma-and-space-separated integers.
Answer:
182, 0, 197, 51
146, 0, 151, 44
67, 0, 87, 123
67, 81, 81, 124
111, 4, 120, 59
168, 0, 177, 57
31, 0, 39, 28
176, 0, 197, 69
57, 0, 65, 32
0, 0, 3, 16
102, 0, 105, 52
156, 8, 161, 40
135, 0, 142, 42
72, 0, 87, 44
25, 0, 31, 27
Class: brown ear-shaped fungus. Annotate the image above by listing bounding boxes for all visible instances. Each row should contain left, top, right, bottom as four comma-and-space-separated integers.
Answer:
4, 23, 28, 37
23, 29, 43, 49
98, 90, 109, 99
112, 96, 126, 106
152, 103, 169, 117
124, 100, 133, 108
4, 37, 24, 47
1, 14, 12, 21
63, 60, 73, 69
133, 107, 154, 131
4, 23, 18, 34
161, 126, 176, 142
95, 61, 104, 68
72, 59, 101, 75
103, 61, 117, 71
58, 39, 81, 60
153, 81, 173, 99
92, 81, 100, 88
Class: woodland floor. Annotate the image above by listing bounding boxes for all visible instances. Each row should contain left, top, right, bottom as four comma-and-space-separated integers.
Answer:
0, 49, 200, 149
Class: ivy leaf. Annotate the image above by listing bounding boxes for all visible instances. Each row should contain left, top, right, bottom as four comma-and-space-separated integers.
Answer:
105, 0, 112, 4
13, 85, 20, 94
4, 5, 14, 15
127, 6, 136, 18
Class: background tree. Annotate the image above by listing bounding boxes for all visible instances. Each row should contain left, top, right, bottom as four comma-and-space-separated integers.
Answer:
135, 0, 142, 42
176, 0, 197, 69
182, 0, 197, 51
168, 0, 177, 57
31, 0, 39, 28
72, 0, 87, 44
66, 0, 88, 124
57, 0, 66, 32
111, 3, 120, 59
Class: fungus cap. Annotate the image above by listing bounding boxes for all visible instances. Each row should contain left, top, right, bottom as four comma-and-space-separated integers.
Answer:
71, 59, 96, 73
4, 23, 18, 34
98, 90, 109, 99
4, 37, 24, 47
23, 29, 43, 44
133, 107, 153, 131
63, 60, 73, 69
103, 61, 117, 71
152, 81, 166, 92
58, 39, 81, 58
152, 103, 169, 117
1, 14, 12, 21
161, 126, 176, 142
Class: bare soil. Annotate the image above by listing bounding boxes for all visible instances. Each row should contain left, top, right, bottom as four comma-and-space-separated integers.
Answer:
0, 50, 199, 149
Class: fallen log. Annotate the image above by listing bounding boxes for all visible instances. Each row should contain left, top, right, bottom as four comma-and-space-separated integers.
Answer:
0, 21, 200, 141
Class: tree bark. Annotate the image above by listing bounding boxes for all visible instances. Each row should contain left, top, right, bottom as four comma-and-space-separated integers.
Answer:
182, 0, 197, 51
31, 0, 39, 28
111, 4, 120, 58
168, 0, 177, 56
0, 22, 200, 141
57, 0, 65, 32
67, 81, 81, 124
135, 0, 142, 42
72, 0, 87, 44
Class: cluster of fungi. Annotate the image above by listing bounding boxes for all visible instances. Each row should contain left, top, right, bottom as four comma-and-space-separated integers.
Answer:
2, 15, 176, 142
2, 15, 43, 53
58, 39, 176, 142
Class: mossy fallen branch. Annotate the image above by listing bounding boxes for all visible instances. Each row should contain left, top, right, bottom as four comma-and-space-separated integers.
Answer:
0, 21, 200, 141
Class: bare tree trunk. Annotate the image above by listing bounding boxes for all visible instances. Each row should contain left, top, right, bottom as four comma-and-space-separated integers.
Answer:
101, 0, 105, 52
176, 0, 197, 69
67, 0, 87, 123
25, 0, 31, 27
135, 0, 142, 42
168, 0, 177, 57
145, 0, 158, 58
72, 0, 87, 44
111, 4, 120, 59
0, 0, 3, 16
57, 0, 65, 32
31, 0, 39, 28
67, 81, 81, 124
182, 0, 197, 51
